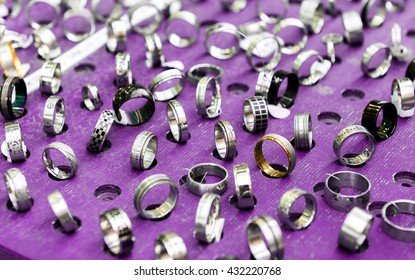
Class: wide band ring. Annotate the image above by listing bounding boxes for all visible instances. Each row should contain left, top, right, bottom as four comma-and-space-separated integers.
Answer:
294, 113, 313, 150
293, 50, 330, 86
381, 200, 415, 242
0, 76, 27, 119
299, 0, 325, 34
166, 99, 190, 143
91, 0, 122, 22
247, 215, 284, 260
324, 171, 371, 212
42, 142, 78, 180
221, 0, 247, 12
112, 84, 156, 126
194, 193, 225, 243
187, 63, 224, 85
149, 68, 185, 101
62, 8, 96, 42
273, 18, 308, 55
205, 22, 241, 60
166, 11, 200, 48
338, 207, 374, 252
278, 188, 317, 230
233, 163, 255, 209
130, 131, 158, 170
255, 70, 273, 99
82, 84, 102, 111
361, 100, 398, 141
43, 95, 66, 136
243, 96, 268, 134
26, 0, 60, 29
128, 2, 162, 36
0, 42, 24, 77
333, 125, 376, 166
361, 0, 386, 28
196, 76, 222, 118
87, 110, 115, 153
254, 134, 296, 178
342, 11, 364, 46
186, 162, 229, 196
255, 0, 288, 24
361, 43, 392, 78
145, 33, 164, 68
246, 35, 281, 72
32, 27, 61, 60
115, 52, 133, 88
268, 70, 299, 108
134, 174, 178, 220
4, 168, 32, 212
48, 190, 79, 233
2, 122, 27, 162
214, 120, 237, 161
39, 61, 61, 95
155, 232, 187, 260
391, 78, 415, 118
106, 19, 127, 54
100, 208, 135, 256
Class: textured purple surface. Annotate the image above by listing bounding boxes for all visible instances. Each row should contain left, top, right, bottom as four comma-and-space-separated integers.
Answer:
1, 0, 415, 260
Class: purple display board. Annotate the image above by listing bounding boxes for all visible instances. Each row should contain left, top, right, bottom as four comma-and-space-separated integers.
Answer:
1, 0, 415, 260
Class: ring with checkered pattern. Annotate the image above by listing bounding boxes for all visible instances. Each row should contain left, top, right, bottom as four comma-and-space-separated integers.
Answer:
0, 76, 27, 120
87, 110, 115, 153
130, 131, 158, 170
243, 96, 268, 134
42, 142, 78, 180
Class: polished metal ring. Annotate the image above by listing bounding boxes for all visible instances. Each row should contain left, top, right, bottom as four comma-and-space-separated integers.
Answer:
100, 208, 135, 256
381, 200, 415, 242
155, 232, 187, 260
87, 110, 115, 153
333, 125, 376, 167
342, 11, 364, 46
128, 2, 162, 35
106, 19, 127, 54
61, 0, 87, 9
322, 33, 343, 64
238, 20, 267, 36
62, 8, 96, 42
391, 78, 415, 118
294, 113, 313, 150
4, 168, 32, 212
48, 190, 79, 233
43, 95, 65, 136
26, 0, 60, 29
112, 84, 156, 126
338, 207, 374, 252
130, 131, 158, 171
134, 174, 178, 220
82, 84, 102, 111
149, 68, 185, 101
247, 215, 284, 260
91, 0, 122, 22
324, 171, 371, 212
267, 70, 299, 108
166, 99, 190, 143
32, 27, 61, 60
43, 142, 78, 180
187, 63, 224, 85
214, 120, 237, 161
255, 0, 288, 24
144, 33, 165, 68
0, 76, 27, 119
293, 50, 331, 86
299, 0, 325, 34
361, 0, 386, 28
221, 0, 247, 12
243, 96, 268, 134
254, 134, 296, 178
255, 70, 273, 99
194, 193, 225, 243
277, 188, 317, 230
186, 162, 229, 196
273, 18, 308, 55
386, 0, 407, 12
2, 122, 27, 162
205, 22, 241, 60
166, 11, 200, 48
246, 35, 281, 72
361, 43, 392, 79
0, 42, 24, 77
39, 61, 61, 95
233, 163, 255, 209
115, 52, 133, 88
196, 76, 222, 119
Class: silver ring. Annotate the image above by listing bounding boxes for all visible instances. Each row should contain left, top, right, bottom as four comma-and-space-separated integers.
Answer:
115, 52, 133, 88
205, 22, 241, 60
4, 0, 22, 18
128, 2, 162, 36
293, 50, 331, 86
299, 0, 325, 34
149, 68, 185, 101
144, 33, 165, 68
100, 208, 135, 256
39, 61, 61, 95
130, 131, 157, 170
324, 171, 371, 212
43, 142, 78, 180
255, 70, 273, 98
87, 110, 115, 153
166, 99, 190, 143
386, 0, 407, 12
82, 84, 102, 111
186, 162, 229, 196
166, 11, 200, 48
273, 18, 308, 55
391, 78, 415, 118
277, 188, 317, 230
106, 19, 127, 54
390, 24, 410, 62
247, 215, 284, 260
62, 8, 96, 42
381, 200, 415, 242
43, 95, 65, 136
338, 207, 374, 252
26, 0, 60, 29
233, 164, 255, 209
333, 125, 376, 166
4, 168, 32, 212
0, 42, 25, 78
155, 232, 187, 260
0, 76, 27, 119
361, 0, 386, 28
243, 96, 268, 134
61, 0, 87, 9
321, 33, 343, 64
32, 27, 61, 60
361, 43, 392, 79
246, 35, 282, 72
214, 120, 237, 160
91, 0, 122, 22
194, 193, 225, 243
255, 0, 288, 24
342, 11, 364, 46
187, 63, 224, 85
48, 190, 79, 233
134, 174, 178, 220
2, 122, 27, 162
196, 76, 222, 118
294, 113, 313, 150
238, 20, 267, 36
222, 0, 247, 12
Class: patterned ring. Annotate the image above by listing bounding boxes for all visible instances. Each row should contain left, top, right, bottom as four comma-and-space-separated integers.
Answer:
87, 110, 115, 153
243, 96, 268, 134
42, 142, 78, 180
130, 131, 158, 170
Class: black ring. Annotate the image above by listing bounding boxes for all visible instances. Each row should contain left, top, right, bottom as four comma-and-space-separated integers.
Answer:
361, 100, 398, 141
405, 59, 415, 81
268, 70, 299, 108
0, 77, 27, 120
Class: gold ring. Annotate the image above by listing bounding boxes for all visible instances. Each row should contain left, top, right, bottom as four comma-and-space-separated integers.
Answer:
0, 42, 22, 77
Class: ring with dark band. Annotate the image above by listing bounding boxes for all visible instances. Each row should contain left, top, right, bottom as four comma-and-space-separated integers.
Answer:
0, 76, 27, 120
405, 58, 415, 81
267, 70, 299, 108
361, 100, 398, 141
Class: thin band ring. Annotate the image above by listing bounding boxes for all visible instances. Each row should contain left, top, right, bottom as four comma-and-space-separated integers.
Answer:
255, 0, 288, 24
361, 43, 392, 78
148, 68, 185, 101
273, 18, 308, 55
128, 2, 162, 36
26, 0, 61, 29
361, 0, 387, 28
187, 63, 224, 85
82, 84, 102, 111
246, 35, 282, 72
381, 200, 415, 242
91, 0, 122, 22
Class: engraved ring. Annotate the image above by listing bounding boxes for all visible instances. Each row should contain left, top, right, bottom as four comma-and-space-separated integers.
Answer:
43, 95, 66, 136
0, 76, 27, 119
39, 61, 61, 95
42, 142, 78, 180
149, 68, 185, 101
194, 193, 225, 243
186, 163, 229, 196
2, 121, 28, 162
130, 131, 158, 171
155, 232, 187, 260
196, 76, 222, 118
166, 99, 190, 143
214, 120, 237, 161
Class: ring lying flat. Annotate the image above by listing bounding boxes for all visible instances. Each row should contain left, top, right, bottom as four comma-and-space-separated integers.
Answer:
166, 100, 190, 143
42, 142, 78, 180
361, 43, 392, 78
186, 162, 229, 196
155, 232, 187, 260
0, 76, 27, 119
233, 163, 255, 209
381, 199, 415, 242
149, 68, 185, 101
214, 120, 237, 161
4, 168, 33, 212
130, 131, 158, 171
196, 77, 222, 118
391, 78, 414, 118
194, 193, 225, 243
48, 190, 79, 233
43, 95, 66, 136
39, 61, 61, 95
82, 84, 102, 111
361, 100, 398, 141
2, 122, 28, 162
